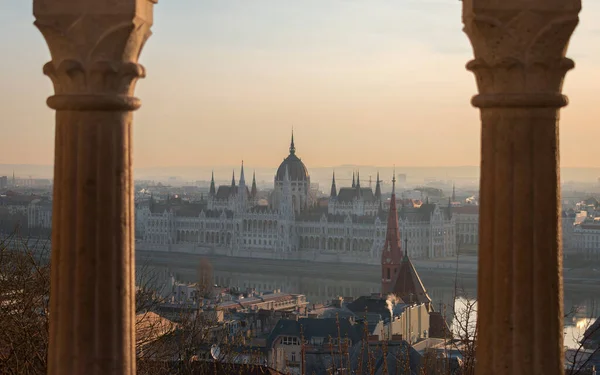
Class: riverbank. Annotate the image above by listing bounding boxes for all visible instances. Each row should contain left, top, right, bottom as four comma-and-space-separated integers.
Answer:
136, 249, 600, 293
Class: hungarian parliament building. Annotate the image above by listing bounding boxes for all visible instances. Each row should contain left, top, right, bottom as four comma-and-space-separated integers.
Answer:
134, 135, 460, 263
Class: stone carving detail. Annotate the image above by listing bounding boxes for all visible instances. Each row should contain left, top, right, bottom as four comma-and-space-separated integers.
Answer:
463, 2, 581, 107
34, 4, 154, 110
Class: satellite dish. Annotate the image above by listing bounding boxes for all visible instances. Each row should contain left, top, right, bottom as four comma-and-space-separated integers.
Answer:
210, 344, 221, 360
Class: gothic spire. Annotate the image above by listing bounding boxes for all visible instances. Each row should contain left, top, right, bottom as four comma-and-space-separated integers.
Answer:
381, 171, 403, 294
352, 172, 355, 188
356, 171, 361, 188
209, 171, 216, 196
231, 170, 236, 188
239, 161, 245, 185
375, 171, 382, 200
330, 171, 337, 198
289, 129, 296, 155
251, 171, 257, 198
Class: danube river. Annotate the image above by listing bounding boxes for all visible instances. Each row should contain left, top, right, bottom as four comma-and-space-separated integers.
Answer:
136, 250, 600, 349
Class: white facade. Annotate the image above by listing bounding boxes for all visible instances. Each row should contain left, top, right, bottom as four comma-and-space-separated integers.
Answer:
135, 144, 457, 261
27, 200, 52, 229
573, 222, 600, 260
453, 205, 479, 247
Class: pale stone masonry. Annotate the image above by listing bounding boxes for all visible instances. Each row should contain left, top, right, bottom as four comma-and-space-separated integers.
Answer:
34, 0, 156, 373
463, 0, 581, 374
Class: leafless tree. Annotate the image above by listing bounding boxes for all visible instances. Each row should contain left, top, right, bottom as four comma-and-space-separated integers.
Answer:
565, 301, 600, 375
0, 233, 50, 374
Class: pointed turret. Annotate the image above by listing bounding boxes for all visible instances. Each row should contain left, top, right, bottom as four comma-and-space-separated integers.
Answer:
231, 170, 236, 188
251, 171, 257, 198
356, 171, 361, 188
289, 129, 296, 155
381, 173, 403, 295
330, 171, 337, 198
352, 172, 356, 188
209, 171, 216, 196
375, 171, 382, 200
239, 161, 246, 186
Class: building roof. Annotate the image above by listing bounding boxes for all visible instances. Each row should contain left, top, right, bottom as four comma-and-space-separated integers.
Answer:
392, 255, 432, 307
336, 187, 377, 203
400, 203, 451, 222
267, 317, 362, 348
215, 185, 250, 200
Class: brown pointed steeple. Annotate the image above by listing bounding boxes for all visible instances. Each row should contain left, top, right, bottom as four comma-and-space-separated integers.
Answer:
375, 171, 382, 200
381, 173, 403, 295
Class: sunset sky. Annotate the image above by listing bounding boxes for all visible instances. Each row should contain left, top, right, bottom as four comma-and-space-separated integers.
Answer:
2, 0, 600, 169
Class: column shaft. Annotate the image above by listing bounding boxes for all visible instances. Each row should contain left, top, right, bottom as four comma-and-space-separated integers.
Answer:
478, 108, 562, 374
34, 1, 155, 374
50, 112, 135, 374
462, 1, 581, 374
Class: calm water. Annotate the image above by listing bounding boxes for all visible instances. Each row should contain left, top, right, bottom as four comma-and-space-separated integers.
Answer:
138, 264, 599, 349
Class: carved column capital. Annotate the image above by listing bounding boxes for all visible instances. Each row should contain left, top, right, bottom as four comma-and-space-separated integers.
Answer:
462, 0, 581, 108
34, 0, 156, 111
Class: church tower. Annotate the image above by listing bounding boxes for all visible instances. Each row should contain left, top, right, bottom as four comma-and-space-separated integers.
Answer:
381, 174, 403, 295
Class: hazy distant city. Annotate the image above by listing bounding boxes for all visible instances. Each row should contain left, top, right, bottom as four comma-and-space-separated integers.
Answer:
3, 0, 600, 372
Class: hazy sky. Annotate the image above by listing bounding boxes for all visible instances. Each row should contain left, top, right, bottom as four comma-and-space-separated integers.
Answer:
2, 1, 600, 169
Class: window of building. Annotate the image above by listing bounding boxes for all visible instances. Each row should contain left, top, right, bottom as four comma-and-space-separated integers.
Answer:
281, 336, 299, 345
291, 352, 296, 362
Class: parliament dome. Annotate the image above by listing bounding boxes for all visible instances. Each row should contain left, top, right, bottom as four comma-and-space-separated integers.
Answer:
275, 133, 309, 182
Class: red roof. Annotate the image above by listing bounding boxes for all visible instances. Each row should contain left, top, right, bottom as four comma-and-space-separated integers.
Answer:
393, 255, 432, 307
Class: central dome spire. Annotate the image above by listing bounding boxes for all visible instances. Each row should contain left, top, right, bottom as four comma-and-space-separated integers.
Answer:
275, 130, 309, 182
289, 128, 296, 155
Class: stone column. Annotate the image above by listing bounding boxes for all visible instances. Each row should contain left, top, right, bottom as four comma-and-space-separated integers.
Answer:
462, 1, 580, 374
33, 1, 155, 374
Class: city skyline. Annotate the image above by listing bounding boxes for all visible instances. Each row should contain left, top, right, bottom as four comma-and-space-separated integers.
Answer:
2, 1, 600, 169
